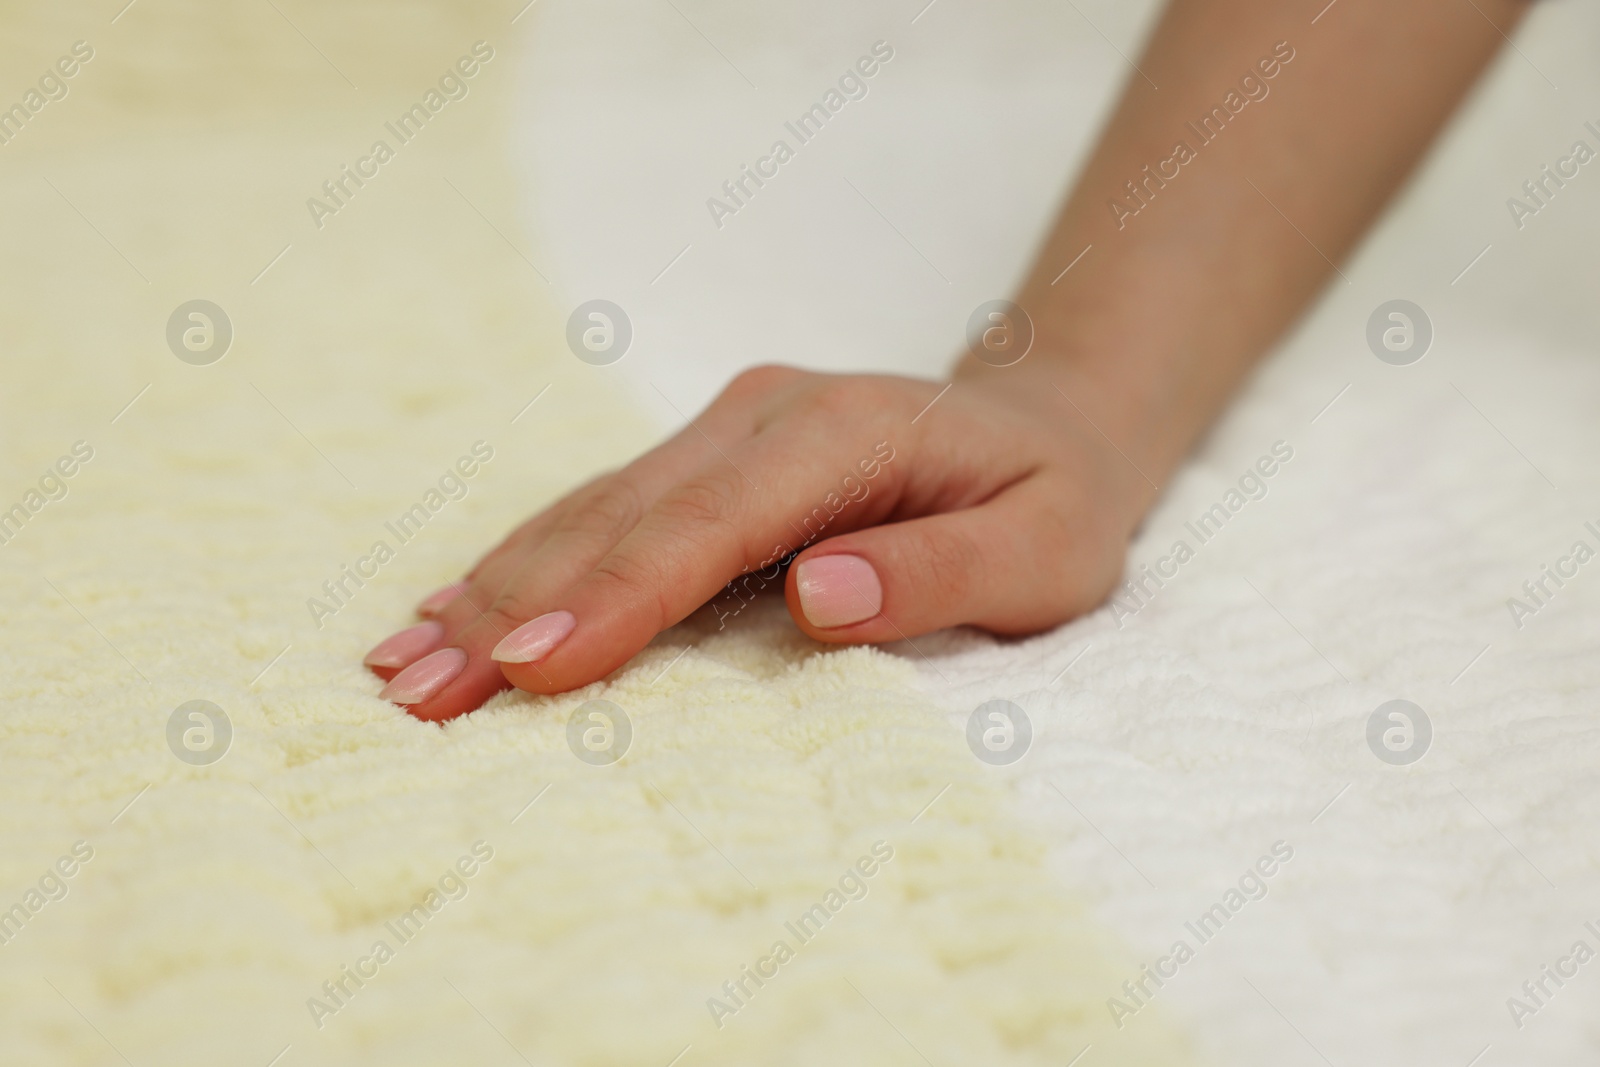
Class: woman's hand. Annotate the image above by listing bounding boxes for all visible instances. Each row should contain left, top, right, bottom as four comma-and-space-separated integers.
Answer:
363, 364, 1155, 721
362, 0, 1535, 722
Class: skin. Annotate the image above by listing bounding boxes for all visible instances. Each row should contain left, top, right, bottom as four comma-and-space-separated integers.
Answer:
372, 0, 1534, 721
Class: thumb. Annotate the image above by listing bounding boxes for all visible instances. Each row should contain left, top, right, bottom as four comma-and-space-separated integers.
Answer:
783, 479, 1109, 644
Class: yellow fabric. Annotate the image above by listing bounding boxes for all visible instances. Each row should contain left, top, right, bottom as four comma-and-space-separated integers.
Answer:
0, 3, 1194, 1062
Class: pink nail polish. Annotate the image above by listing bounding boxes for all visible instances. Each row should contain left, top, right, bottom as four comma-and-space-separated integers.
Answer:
491, 611, 577, 663
379, 647, 467, 704
417, 581, 466, 617
796, 554, 882, 629
363, 621, 445, 669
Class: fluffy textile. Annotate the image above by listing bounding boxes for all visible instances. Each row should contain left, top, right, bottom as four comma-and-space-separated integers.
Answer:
0, 3, 1189, 1064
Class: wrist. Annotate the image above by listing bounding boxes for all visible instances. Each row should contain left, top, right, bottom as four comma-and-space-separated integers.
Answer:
954, 327, 1192, 489
951, 353, 1170, 538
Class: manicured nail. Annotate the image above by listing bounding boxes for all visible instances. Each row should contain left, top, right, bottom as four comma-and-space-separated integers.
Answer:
796, 554, 882, 628
363, 621, 445, 669
491, 610, 577, 663
379, 647, 467, 705
417, 581, 466, 617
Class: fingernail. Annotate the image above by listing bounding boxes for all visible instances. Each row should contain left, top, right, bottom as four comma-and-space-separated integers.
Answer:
363, 621, 445, 669
491, 610, 577, 663
379, 647, 467, 705
796, 554, 882, 629
417, 581, 466, 617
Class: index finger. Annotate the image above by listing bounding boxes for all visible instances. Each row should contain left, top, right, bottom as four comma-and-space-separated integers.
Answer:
493, 421, 906, 694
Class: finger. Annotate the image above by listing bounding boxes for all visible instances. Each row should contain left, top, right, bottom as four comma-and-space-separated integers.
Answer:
445, 477, 615, 610
447, 375, 789, 618
377, 467, 695, 718
366, 421, 737, 686
364, 502, 583, 686
383, 383, 799, 720
363, 620, 446, 675
372, 508, 569, 683
782, 476, 1114, 644
489, 421, 909, 695
419, 477, 613, 619
416, 580, 469, 618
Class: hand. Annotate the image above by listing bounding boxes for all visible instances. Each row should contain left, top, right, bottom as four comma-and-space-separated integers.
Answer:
363, 364, 1154, 721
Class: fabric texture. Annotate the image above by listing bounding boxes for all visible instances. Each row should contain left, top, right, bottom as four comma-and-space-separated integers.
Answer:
4, 0, 1599, 1064
0, 3, 1189, 1064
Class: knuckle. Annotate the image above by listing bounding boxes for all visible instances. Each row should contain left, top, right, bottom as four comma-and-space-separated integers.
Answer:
588, 552, 674, 629
727, 363, 804, 398
467, 516, 551, 585
656, 474, 742, 530
588, 550, 658, 595
797, 378, 917, 432
483, 581, 542, 630
558, 478, 645, 543
802, 380, 872, 420
455, 576, 499, 615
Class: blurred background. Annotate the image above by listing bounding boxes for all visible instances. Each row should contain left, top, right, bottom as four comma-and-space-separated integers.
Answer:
514, 0, 1600, 418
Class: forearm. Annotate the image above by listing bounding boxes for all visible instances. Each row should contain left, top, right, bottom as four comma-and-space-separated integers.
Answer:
956, 0, 1532, 492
